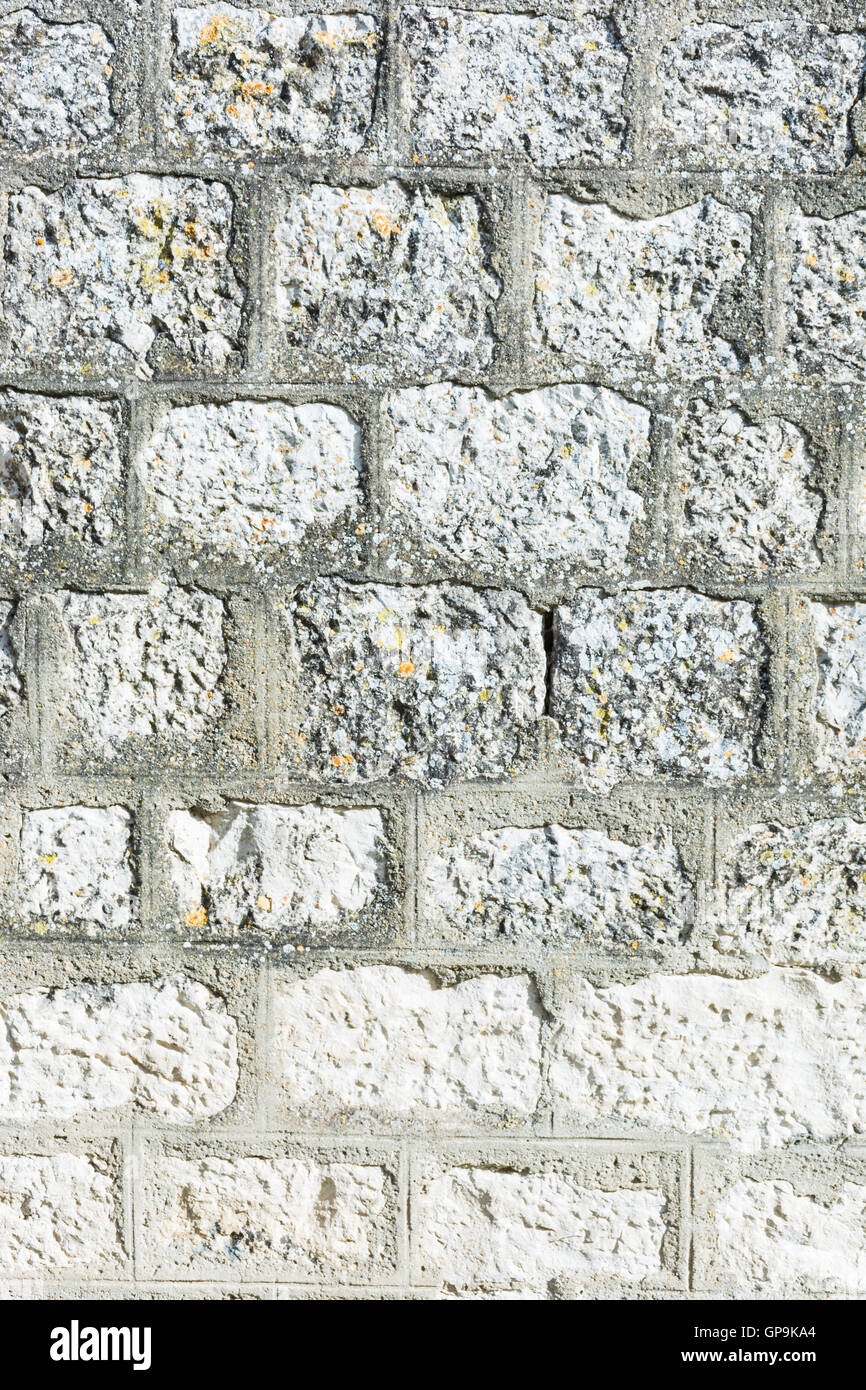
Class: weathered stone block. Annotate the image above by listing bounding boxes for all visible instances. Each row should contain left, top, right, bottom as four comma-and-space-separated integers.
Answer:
0, 9, 115, 154
275, 966, 542, 1121
19, 805, 136, 934
404, 7, 628, 166
139, 399, 361, 559
0, 1153, 121, 1276
655, 21, 866, 172
787, 208, 866, 381
678, 401, 822, 571
0, 975, 237, 1123
0, 392, 123, 554
712, 1179, 866, 1295
3, 178, 244, 378
532, 195, 750, 372
414, 1167, 666, 1295
719, 818, 866, 968
51, 585, 226, 760
154, 1154, 395, 1277
167, 802, 388, 933
167, 6, 381, 155
287, 579, 545, 784
811, 602, 866, 772
424, 825, 692, 946
550, 588, 766, 786
383, 383, 648, 578
550, 968, 866, 1150
274, 181, 500, 371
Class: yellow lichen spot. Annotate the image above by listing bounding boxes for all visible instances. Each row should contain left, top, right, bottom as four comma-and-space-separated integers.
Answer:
372, 209, 399, 238
257, 894, 272, 912
39, 853, 57, 865
185, 906, 208, 928
51, 268, 73, 288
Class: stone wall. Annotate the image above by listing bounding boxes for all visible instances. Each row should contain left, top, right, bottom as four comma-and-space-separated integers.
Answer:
1, 0, 866, 1299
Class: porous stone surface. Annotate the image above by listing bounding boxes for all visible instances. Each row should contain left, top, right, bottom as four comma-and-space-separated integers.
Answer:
288, 579, 545, 784
383, 383, 648, 577
424, 825, 692, 946
0, 391, 122, 552
274, 966, 543, 1119
403, 8, 628, 166
532, 195, 750, 372
811, 601, 866, 772
140, 400, 362, 558
167, 6, 381, 156
19, 805, 136, 934
52, 585, 226, 757
719, 818, 866, 968
713, 1180, 866, 1295
551, 588, 766, 786
274, 181, 500, 371
0, 975, 238, 1122
0, 602, 22, 720
678, 401, 822, 571
2, 177, 243, 377
549, 968, 866, 1151
414, 1168, 666, 1295
655, 21, 866, 172
5, 0, 865, 1304
167, 802, 388, 932
0, 1154, 121, 1275
0, 10, 115, 154
156, 1156, 393, 1275
787, 208, 866, 381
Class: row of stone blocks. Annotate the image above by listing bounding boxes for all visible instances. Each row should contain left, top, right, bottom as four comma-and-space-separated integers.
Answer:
6, 171, 866, 383
2, 1132, 864, 1298
4, 5, 866, 174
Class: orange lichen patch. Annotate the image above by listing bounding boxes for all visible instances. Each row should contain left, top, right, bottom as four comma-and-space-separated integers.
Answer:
50, 267, 74, 288
184, 906, 208, 928
372, 210, 400, 238
200, 14, 234, 45
397, 660, 415, 678
331, 753, 354, 767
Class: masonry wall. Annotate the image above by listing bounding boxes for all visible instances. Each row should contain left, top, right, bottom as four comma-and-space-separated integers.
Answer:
1, 0, 866, 1300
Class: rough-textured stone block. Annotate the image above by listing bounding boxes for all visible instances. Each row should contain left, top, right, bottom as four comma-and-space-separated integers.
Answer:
52, 585, 226, 758
713, 1179, 866, 1295
0, 975, 237, 1123
0, 603, 22, 723
275, 181, 500, 370
414, 1168, 665, 1295
383, 383, 648, 577
424, 825, 692, 946
720, 818, 866, 968
140, 400, 361, 559
275, 966, 542, 1120
811, 602, 866, 772
0, 392, 123, 553
167, 802, 388, 932
3, 178, 243, 378
550, 968, 866, 1150
551, 588, 765, 786
287, 579, 545, 784
156, 1155, 394, 1276
19, 805, 136, 934
0, 9, 115, 154
787, 208, 866, 381
404, 7, 628, 166
679, 401, 822, 571
167, 6, 381, 155
533, 195, 750, 372
0, 1154, 121, 1276
655, 21, 866, 172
